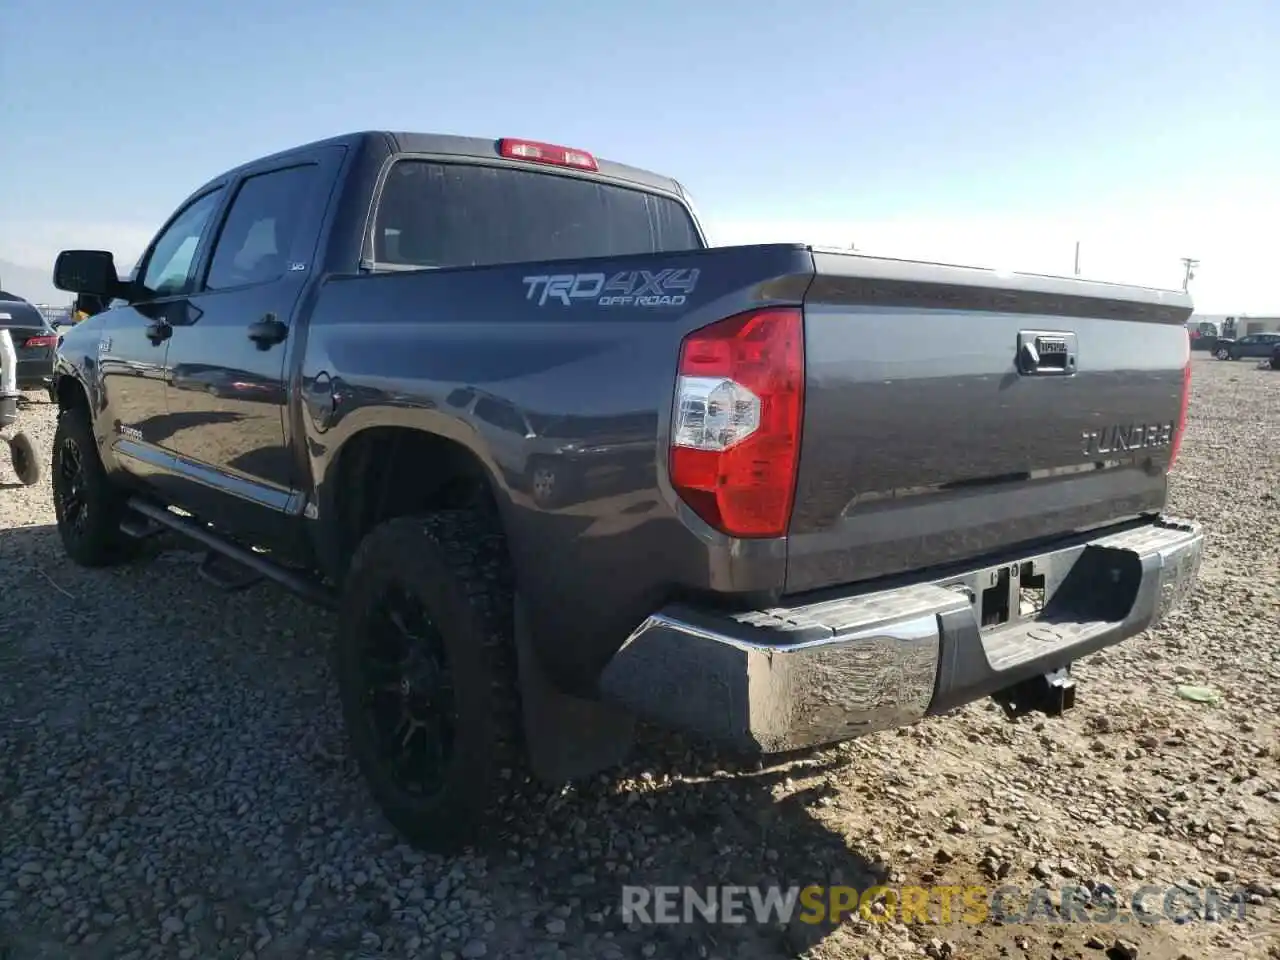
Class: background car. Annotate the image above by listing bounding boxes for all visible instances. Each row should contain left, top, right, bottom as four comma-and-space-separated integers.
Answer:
1214, 332, 1280, 361
0, 290, 59, 391
1270, 342, 1280, 370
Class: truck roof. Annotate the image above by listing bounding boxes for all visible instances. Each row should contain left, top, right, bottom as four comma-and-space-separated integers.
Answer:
211, 130, 687, 198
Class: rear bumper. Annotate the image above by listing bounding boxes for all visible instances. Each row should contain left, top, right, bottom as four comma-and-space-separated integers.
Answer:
599, 517, 1203, 753
16, 355, 54, 388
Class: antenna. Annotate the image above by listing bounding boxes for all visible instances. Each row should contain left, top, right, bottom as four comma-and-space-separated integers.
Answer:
1180, 257, 1199, 291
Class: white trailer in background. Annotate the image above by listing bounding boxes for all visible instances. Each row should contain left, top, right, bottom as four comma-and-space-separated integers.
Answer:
0, 327, 40, 486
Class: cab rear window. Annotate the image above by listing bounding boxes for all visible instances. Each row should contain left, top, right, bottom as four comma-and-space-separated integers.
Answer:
372, 159, 701, 269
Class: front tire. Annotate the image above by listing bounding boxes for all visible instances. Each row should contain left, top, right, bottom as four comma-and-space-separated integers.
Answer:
1215, 347, 1231, 360
335, 510, 525, 852
51, 406, 137, 566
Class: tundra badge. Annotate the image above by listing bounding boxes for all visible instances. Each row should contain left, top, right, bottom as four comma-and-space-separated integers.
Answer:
1082, 422, 1175, 457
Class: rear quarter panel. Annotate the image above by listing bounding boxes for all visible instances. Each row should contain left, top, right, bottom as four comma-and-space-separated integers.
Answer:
301, 244, 816, 688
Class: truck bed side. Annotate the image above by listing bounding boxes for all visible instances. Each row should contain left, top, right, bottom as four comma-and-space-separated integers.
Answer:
300, 243, 816, 689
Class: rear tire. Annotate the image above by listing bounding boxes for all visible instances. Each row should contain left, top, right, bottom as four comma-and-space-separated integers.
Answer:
335, 509, 525, 853
51, 406, 137, 566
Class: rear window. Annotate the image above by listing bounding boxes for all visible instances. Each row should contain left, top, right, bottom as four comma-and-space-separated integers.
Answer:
372, 159, 701, 269
0, 299, 46, 329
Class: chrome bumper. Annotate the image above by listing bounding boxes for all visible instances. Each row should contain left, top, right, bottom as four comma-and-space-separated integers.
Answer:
598, 517, 1203, 753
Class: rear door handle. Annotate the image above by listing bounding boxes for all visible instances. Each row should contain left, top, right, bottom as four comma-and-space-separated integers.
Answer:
145, 320, 172, 344
247, 314, 288, 348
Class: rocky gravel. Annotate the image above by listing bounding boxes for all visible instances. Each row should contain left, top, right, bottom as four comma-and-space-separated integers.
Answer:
1, 355, 1277, 960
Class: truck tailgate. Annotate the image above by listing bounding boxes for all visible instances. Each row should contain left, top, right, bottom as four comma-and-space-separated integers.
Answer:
786, 251, 1193, 595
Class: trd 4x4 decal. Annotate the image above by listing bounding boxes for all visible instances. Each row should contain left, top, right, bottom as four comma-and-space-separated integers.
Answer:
522, 268, 700, 308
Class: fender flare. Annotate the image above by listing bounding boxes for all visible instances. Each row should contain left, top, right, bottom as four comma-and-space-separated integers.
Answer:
309, 417, 513, 583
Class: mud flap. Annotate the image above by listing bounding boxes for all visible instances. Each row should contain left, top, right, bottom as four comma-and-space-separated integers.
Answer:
513, 594, 635, 783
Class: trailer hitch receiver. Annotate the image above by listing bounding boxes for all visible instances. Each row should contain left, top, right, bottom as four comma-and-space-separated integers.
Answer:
992, 667, 1077, 720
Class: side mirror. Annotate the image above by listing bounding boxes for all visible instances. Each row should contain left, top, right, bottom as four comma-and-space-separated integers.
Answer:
53, 250, 120, 298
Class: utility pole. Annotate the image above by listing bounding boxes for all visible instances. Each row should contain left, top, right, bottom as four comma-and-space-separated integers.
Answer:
1180, 257, 1199, 291
1073, 241, 1080, 276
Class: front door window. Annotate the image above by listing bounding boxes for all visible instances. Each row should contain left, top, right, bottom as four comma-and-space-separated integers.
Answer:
139, 189, 225, 298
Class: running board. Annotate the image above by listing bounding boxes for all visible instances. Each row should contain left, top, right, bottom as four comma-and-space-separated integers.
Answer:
119, 514, 166, 540
198, 551, 263, 592
126, 498, 335, 609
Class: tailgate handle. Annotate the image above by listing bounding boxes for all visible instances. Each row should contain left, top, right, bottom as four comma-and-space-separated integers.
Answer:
1017, 331, 1076, 376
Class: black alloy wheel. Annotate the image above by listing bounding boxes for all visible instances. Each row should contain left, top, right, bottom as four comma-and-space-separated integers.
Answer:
358, 584, 459, 798
50, 406, 136, 566
335, 510, 524, 852
56, 434, 88, 532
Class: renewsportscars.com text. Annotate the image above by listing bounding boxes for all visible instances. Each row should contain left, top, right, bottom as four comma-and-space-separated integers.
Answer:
620, 884, 1250, 927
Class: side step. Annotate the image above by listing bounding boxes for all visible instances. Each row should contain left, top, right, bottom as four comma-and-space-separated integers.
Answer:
125, 498, 335, 610
197, 551, 263, 592
120, 515, 166, 540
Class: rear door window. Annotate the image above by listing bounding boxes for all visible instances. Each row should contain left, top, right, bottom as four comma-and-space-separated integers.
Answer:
372, 159, 701, 269
205, 164, 319, 290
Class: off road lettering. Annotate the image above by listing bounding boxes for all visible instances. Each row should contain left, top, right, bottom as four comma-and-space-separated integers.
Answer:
523, 268, 699, 308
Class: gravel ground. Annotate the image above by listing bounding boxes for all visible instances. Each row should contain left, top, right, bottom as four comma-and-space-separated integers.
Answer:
1, 355, 1277, 960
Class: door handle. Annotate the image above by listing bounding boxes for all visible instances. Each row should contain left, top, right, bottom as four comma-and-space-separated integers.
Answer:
247, 314, 288, 348
145, 320, 172, 344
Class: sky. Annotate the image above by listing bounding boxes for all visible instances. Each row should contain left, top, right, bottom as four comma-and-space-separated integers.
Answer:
2, 0, 1278, 313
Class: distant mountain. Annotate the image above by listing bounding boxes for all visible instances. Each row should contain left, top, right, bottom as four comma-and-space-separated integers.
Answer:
0, 260, 63, 305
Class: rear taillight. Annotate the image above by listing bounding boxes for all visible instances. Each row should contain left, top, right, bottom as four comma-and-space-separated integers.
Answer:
24, 335, 57, 349
498, 138, 598, 172
668, 307, 804, 538
1168, 358, 1192, 470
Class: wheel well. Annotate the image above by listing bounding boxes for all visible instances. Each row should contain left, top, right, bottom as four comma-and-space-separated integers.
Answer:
330, 427, 503, 576
56, 375, 89, 413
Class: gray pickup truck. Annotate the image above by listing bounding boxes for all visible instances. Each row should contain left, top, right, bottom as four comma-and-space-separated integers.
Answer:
50, 131, 1203, 852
